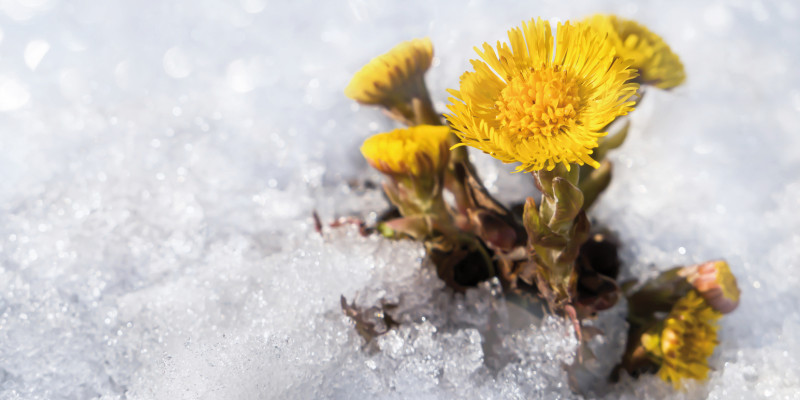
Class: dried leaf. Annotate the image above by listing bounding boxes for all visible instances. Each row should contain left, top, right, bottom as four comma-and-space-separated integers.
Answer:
341, 296, 399, 346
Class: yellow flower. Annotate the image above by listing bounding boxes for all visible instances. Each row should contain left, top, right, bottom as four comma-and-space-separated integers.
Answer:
585, 14, 686, 89
361, 125, 451, 176
345, 38, 434, 106
446, 19, 638, 172
642, 290, 722, 388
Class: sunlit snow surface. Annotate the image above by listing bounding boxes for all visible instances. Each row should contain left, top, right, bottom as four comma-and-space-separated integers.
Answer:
1, 0, 799, 399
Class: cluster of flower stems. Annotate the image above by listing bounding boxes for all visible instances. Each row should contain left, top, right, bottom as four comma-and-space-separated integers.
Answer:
342, 15, 741, 390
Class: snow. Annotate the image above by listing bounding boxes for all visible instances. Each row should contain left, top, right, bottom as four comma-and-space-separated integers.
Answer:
1, 0, 799, 399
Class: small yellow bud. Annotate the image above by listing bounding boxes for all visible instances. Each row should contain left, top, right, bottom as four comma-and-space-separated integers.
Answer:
345, 38, 433, 106
360, 125, 450, 177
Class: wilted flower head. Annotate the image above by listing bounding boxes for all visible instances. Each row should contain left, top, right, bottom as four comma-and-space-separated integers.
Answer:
641, 290, 721, 388
345, 38, 433, 107
585, 14, 686, 89
446, 19, 638, 172
361, 125, 451, 176
679, 260, 740, 314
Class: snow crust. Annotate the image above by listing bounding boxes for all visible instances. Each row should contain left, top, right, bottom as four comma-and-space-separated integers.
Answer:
1, 0, 799, 399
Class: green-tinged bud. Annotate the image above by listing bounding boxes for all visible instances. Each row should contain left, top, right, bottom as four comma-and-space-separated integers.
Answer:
549, 177, 585, 234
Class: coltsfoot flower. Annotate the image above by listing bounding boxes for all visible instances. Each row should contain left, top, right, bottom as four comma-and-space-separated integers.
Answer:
446, 18, 638, 172
346, 38, 438, 125
585, 14, 686, 89
361, 125, 451, 177
641, 290, 721, 388
362, 125, 452, 237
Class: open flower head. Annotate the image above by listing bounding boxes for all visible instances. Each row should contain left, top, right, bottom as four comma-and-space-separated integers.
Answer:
446, 19, 638, 172
345, 38, 433, 106
585, 14, 685, 89
361, 125, 451, 177
641, 290, 721, 388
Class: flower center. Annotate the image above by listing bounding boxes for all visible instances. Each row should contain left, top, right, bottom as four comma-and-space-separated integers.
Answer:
495, 66, 581, 138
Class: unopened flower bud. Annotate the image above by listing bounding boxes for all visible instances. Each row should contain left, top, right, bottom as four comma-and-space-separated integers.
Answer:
679, 260, 740, 314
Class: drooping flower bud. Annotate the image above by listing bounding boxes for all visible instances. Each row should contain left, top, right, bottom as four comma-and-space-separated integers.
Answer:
360, 125, 450, 178
346, 38, 439, 125
584, 14, 686, 89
